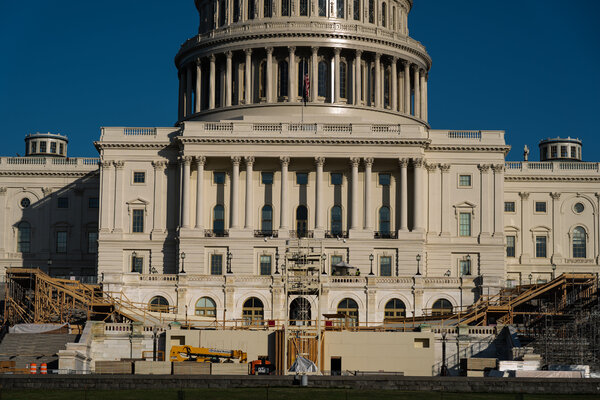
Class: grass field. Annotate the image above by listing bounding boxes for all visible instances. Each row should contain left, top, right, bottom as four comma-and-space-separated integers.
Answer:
1, 389, 598, 400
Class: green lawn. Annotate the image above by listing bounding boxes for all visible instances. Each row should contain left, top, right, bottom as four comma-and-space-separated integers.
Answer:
0, 389, 597, 400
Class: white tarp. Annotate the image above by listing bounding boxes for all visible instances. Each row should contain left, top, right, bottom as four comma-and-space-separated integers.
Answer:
548, 364, 590, 378
9, 323, 68, 334
288, 356, 318, 373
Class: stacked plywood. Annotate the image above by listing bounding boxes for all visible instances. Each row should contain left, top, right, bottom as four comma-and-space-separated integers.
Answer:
94, 361, 133, 374
461, 358, 497, 377
172, 362, 211, 375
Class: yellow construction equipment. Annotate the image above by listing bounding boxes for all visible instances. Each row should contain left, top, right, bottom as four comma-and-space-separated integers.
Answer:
170, 345, 247, 363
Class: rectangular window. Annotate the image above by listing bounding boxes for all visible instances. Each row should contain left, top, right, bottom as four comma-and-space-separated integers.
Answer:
571, 146, 576, 158
30, 141, 37, 154
132, 209, 144, 233
561, 146, 568, 158
50, 142, 57, 154
331, 255, 342, 273
506, 235, 516, 258
318, 0, 326, 16
261, 172, 274, 185
40, 141, 47, 153
56, 231, 67, 253
504, 202, 515, 212
59, 143, 64, 155
459, 259, 471, 276
551, 146, 557, 158
380, 256, 392, 277
132, 256, 143, 273
458, 175, 472, 187
331, 173, 343, 185
214, 172, 225, 184
459, 213, 471, 237
378, 173, 391, 186
87, 232, 98, 254
535, 201, 547, 213
353, 0, 359, 20
133, 172, 146, 184
57, 197, 69, 209
260, 255, 272, 276
296, 172, 308, 185
535, 236, 547, 258
211, 254, 223, 275
88, 197, 99, 208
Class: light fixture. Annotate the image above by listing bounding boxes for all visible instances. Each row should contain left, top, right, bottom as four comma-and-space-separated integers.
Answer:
528, 273, 533, 285
415, 254, 422, 276
180, 252, 186, 274
369, 254, 374, 276
321, 253, 327, 275
227, 251, 233, 274
275, 251, 280, 275
444, 270, 451, 277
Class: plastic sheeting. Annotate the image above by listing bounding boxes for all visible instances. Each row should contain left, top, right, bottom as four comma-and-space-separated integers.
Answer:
9, 323, 68, 334
288, 356, 318, 373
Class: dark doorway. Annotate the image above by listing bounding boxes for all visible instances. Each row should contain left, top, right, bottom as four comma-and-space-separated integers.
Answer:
331, 357, 342, 375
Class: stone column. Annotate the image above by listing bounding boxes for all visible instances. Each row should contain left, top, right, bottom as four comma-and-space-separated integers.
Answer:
492, 164, 505, 237
280, 157, 290, 231
397, 62, 403, 112
520, 192, 531, 262
551, 192, 562, 260
152, 161, 167, 233
244, 49, 252, 104
422, 72, 428, 122
420, 69, 426, 121
479, 164, 491, 238
182, 156, 192, 228
225, 51, 233, 107
209, 55, 216, 109
403, 61, 411, 114
350, 158, 360, 230
354, 50, 362, 105
266, 47, 274, 103
195, 59, 202, 113
439, 164, 451, 236
195, 156, 206, 230
230, 156, 241, 229
100, 161, 114, 232
315, 157, 325, 230
113, 161, 125, 233
334, 48, 341, 103
391, 57, 398, 111
413, 66, 420, 118
244, 156, 255, 229
374, 53, 381, 108
412, 158, 425, 232
288, 46, 296, 102
426, 163, 440, 236
311, 47, 319, 101
186, 65, 193, 116
364, 158, 374, 230
399, 158, 408, 232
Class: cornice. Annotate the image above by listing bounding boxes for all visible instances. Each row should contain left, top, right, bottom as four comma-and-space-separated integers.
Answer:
95, 142, 173, 150
427, 145, 511, 155
505, 176, 600, 182
0, 171, 99, 178
178, 137, 430, 146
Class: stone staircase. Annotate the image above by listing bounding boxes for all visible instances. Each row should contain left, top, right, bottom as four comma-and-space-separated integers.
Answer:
0, 333, 78, 369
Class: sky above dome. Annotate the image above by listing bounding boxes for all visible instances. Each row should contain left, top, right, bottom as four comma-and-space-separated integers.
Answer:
0, 0, 598, 160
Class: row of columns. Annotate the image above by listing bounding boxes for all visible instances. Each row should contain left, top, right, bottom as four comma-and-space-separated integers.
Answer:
179, 155, 428, 233
178, 47, 428, 120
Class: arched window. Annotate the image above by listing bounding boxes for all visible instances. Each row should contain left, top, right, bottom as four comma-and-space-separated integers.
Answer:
248, 0, 255, 19
331, 206, 343, 236
383, 67, 390, 108
296, 205, 308, 237
261, 205, 273, 233
337, 0, 344, 18
353, 0, 360, 20
242, 297, 264, 326
573, 226, 587, 258
149, 296, 170, 313
17, 221, 31, 253
384, 299, 406, 319
432, 299, 453, 316
264, 0, 273, 17
300, 0, 308, 16
340, 61, 348, 99
278, 60, 288, 98
318, 0, 327, 16
379, 206, 390, 235
381, 2, 387, 27
195, 297, 217, 317
297, 58, 309, 97
290, 297, 311, 324
337, 298, 359, 326
368, 0, 374, 23
318, 61, 328, 98
213, 205, 225, 234
259, 61, 267, 99
219, 0, 226, 26
281, 0, 290, 16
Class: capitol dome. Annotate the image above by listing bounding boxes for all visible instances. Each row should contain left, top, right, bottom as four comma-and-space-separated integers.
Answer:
175, 0, 430, 123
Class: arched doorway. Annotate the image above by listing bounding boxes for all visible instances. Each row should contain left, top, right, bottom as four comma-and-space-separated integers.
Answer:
289, 297, 311, 325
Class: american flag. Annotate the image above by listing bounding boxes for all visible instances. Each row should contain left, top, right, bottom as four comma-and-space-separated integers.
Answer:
302, 73, 310, 105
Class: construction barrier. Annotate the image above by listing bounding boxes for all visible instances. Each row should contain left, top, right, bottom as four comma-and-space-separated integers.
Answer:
30, 363, 37, 374
40, 363, 47, 375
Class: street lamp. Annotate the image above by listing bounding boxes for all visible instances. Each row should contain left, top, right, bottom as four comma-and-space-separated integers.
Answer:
321, 253, 327, 275
180, 252, 186, 274
444, 269, 451, 277
131, 252, 136, 273
415, 254, 421, 276
551, 263, 556, 280
369, 254, 374, 276
275, 250, 280, 275
227, 251, 233, 274
528, 273, 533, 285
466, 254, 471, 275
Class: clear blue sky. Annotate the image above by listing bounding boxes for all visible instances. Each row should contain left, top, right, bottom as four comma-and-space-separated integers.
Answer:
1, 1, 599, 160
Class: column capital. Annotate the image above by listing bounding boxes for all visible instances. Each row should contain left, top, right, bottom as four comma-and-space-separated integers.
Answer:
244, 48, 253, 56
209, 54, 216, 62
364, 157, 374, 167
152, 160, 168, 170
280, 156, 290, 166
550, 192, 561, 200
0, 187, 7, 196
333, 47, 342, 56
374, 52, 381, 60
350, 157, 361, 168
180, 156, 193, 165
311, 46, 319, 55
355, 49, 363, 58
398, 158, 409, 167
425, 163, 438, 172
288, 46, 296, 54
113, 160, 125, 170
392, 56, 399, 63
196, 58, 202, 68
477, 164, 491, 172
411, 158, 424, 168
315, 157, 325, 167
492, 164, 505, 173
411, 64, 420, 72
244, 156, 255, 166
439, 164, 451, 173
100, 160, 113, 169
231, 156, 242, 166
195, 156, 207, 166
225, 50, 233, 59
402, 60, 411, 69
266, 47, 274, 55
42, 187, 53, 196
519, 192, 530, 200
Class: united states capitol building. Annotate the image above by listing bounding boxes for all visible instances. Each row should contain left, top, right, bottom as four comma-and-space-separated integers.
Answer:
0, 0, 597, 325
